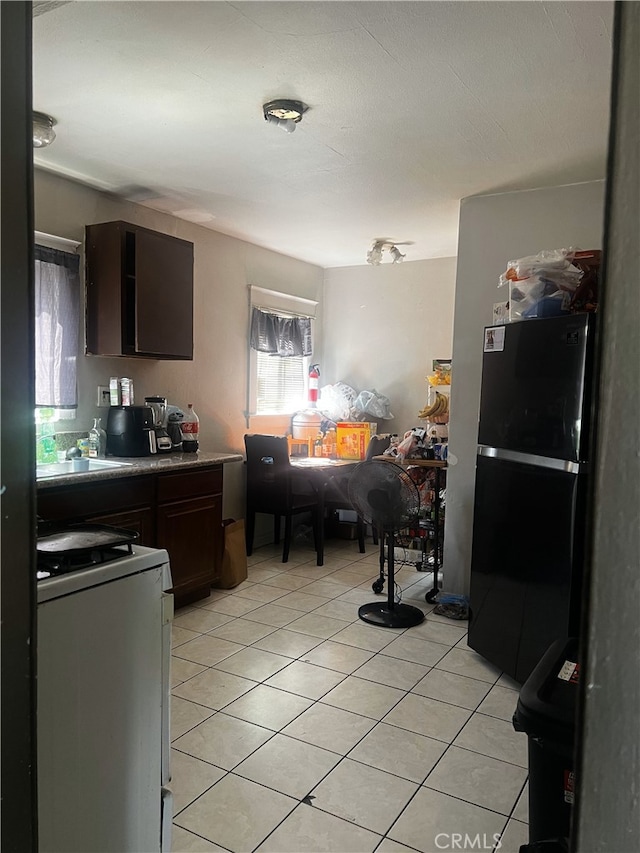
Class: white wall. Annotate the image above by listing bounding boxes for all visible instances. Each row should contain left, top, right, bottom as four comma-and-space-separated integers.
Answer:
322, 258, 457, 435
577, 5, 640, 846
444, 180, 606, 594
34, 170, 324, 518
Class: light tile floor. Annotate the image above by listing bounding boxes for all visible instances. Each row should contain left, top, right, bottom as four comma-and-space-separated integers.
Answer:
169, 538, 529, 853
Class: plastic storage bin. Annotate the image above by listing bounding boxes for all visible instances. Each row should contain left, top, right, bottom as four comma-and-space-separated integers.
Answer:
513, 638, 580, 848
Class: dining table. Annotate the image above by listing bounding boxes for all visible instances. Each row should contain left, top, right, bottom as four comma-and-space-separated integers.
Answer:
289, 456, 359, 566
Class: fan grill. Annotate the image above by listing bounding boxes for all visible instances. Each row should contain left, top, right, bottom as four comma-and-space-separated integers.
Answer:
348, 461, 420, 530
348, 460, 425, 629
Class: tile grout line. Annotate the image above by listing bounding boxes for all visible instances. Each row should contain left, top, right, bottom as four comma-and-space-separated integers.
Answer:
171, 540, 528, 851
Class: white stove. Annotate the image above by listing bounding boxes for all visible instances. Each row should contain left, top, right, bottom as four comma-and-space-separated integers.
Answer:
37, 542, 171, 598
37, 544, 173, 852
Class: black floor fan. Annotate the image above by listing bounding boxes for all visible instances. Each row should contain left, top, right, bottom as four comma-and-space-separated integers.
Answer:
348, 460, 425, 628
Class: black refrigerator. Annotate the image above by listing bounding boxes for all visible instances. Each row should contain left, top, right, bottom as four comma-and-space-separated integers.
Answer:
468, 313, 596, 684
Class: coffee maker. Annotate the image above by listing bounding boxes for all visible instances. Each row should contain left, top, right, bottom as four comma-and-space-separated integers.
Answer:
144, 396, 173, 452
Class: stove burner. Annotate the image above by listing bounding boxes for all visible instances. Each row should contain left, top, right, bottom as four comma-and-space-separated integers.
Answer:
37, 543, 134, 578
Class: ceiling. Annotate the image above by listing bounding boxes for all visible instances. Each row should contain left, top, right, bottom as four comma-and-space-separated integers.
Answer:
32, 1, 614, 268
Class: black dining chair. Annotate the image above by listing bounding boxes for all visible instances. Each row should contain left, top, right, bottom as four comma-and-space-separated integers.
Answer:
244, 434, 319, 563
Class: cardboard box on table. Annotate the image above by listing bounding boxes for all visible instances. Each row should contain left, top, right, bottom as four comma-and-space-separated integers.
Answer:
335, 422, 377, 460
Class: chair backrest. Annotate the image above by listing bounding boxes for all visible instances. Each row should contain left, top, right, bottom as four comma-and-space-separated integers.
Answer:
365, 433, 392, 460
245, 433, 291, 468
244, 434, 293, 513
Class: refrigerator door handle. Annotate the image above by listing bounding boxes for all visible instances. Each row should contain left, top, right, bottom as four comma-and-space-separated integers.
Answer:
477, 445, 586, 474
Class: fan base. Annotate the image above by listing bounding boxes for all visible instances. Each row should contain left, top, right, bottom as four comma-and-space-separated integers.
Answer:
358, 602, 425, 628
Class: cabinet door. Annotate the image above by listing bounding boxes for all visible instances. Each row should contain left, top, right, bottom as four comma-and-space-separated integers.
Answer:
38, 477, 154, 525
86, 221, 193, 360
134, 229, 193, 359
156, 495, 221, 603
85, 221, 125, 357
89, 508, 155, 547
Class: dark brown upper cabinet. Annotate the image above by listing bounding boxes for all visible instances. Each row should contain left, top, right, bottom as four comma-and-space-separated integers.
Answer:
85, 221, 194, 359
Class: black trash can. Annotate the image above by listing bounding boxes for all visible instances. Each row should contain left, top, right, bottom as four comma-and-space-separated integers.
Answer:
513, 638, 580, 849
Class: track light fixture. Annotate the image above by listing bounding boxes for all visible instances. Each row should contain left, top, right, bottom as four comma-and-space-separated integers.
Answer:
33, 111, 57, 148
367, 239, 407, 265
263, 99, 308, 134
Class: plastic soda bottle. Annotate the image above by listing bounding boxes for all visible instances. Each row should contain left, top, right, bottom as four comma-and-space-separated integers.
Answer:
37, 408, 57, 464
181, 404, 199, 452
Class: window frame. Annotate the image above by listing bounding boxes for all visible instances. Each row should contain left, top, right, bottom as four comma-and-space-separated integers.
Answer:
247, 286, 318, 418
34, 231, 82, 420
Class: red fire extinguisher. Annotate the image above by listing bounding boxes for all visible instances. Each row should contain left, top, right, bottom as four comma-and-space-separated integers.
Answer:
308, 364, 320, 408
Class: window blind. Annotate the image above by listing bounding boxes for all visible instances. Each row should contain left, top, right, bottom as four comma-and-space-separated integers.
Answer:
255, 351, 306, 414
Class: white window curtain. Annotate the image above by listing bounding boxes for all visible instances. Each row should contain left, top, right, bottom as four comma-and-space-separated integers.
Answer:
34, 245, 80, 409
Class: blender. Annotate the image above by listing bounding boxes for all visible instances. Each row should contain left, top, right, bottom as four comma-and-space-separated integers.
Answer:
144, 396, 172, 452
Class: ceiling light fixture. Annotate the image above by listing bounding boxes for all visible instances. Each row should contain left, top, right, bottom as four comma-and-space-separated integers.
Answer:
33, 111, 57, 148
263, 99, 307, 134
367, 239, 406, 265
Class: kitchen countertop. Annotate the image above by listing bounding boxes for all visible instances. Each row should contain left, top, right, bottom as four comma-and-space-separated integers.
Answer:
36, 450, 243, 489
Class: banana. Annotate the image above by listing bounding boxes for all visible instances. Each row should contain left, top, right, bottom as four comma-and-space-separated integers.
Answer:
418, 392, 449, 420
417, 408, 434, 419
418, 399, 439, 418
419, 393, 441, 418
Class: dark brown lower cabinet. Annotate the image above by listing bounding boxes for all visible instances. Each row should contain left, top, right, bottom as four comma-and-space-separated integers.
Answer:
37, 465, 224, 606
89, 507, 155, 546
157, 494, 222, 606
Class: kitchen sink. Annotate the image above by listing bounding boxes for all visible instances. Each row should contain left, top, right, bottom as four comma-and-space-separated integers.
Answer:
36, 459, 133, 480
